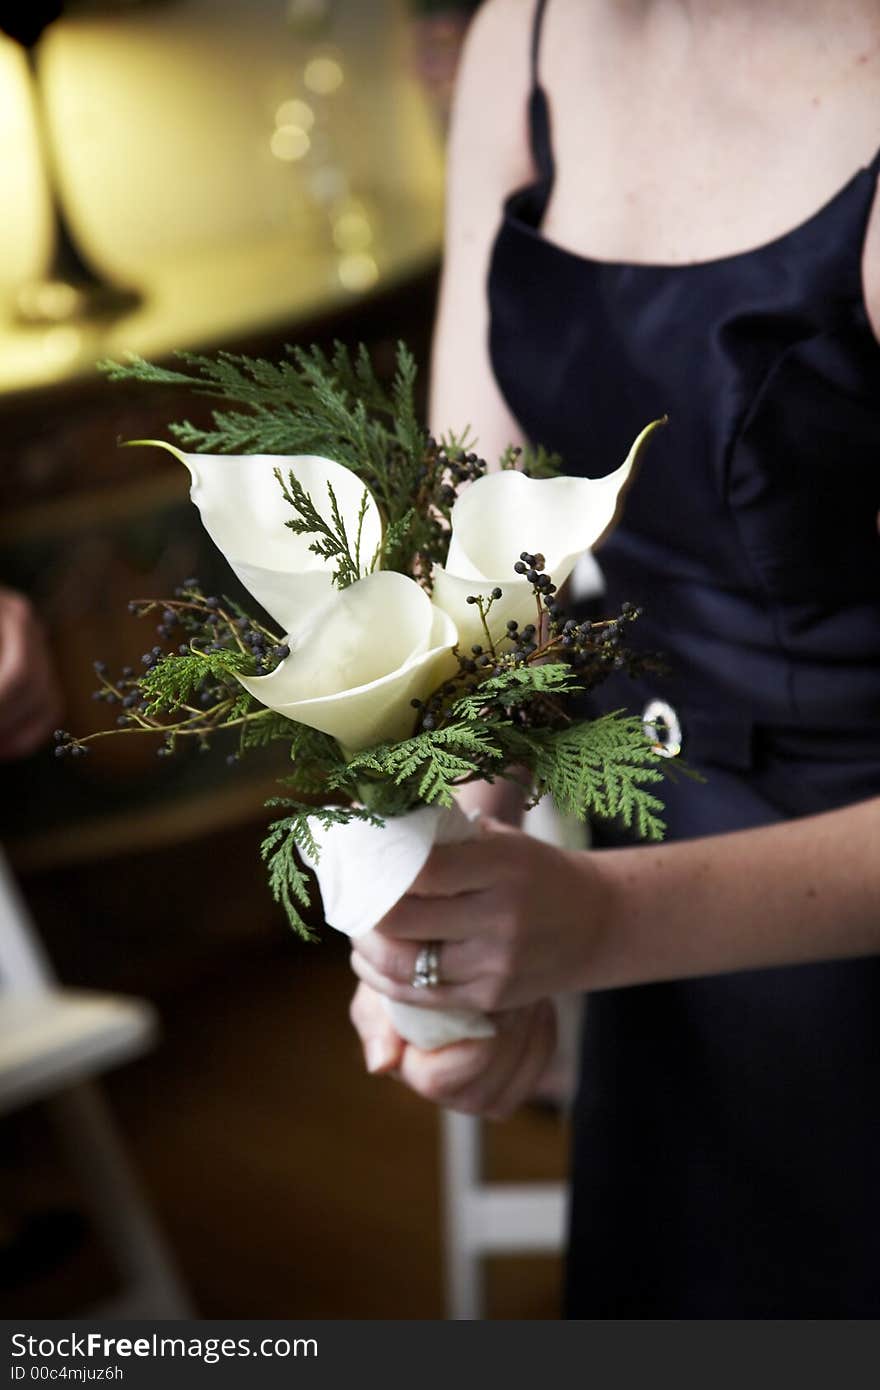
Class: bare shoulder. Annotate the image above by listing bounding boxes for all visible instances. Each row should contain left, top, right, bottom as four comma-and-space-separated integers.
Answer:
430, 0, 603, 450
452, 0, 602, 167
463, 0, 536, 63
429, 0, 537, 453
446, 0, 537, 198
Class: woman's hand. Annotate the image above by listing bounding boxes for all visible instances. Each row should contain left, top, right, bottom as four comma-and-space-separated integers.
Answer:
349, 981, 557, 1120
349, 819, 602, 1015
357, 796, 880, 1008
0, 588, 63, 761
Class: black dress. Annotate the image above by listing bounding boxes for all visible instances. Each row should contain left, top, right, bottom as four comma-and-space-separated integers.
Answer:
487, 0, 880, 1316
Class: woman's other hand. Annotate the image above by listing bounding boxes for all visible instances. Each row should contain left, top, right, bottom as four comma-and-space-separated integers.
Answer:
349, 981, 557, 1120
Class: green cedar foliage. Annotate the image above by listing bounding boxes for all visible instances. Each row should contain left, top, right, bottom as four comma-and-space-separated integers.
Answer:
98, 342, 559, 586
260, 802, 383, 941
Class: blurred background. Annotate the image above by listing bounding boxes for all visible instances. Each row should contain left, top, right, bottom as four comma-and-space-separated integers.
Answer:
0, 0, 569, 1320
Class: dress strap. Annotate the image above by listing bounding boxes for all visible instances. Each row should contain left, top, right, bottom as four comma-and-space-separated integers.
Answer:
530, 0, 549, 80
529, 0, 555, 188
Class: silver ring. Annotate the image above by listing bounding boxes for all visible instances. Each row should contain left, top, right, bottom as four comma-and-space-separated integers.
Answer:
412, 942, 441, 989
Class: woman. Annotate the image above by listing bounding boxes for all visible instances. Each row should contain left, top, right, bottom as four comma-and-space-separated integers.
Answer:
351, 0, 880, 1316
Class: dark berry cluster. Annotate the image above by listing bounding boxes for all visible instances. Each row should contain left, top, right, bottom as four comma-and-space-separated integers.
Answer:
410, 663, 480, 730
503, 619, 539, 660
59, 581, 288, 763
513, 550, 552, 588
408, 549, 654, 741
513, 550, 562, 624
385, 433, 499, 583
127, 581, 288, 676
421, 435, 488, 508
52, 728, 87, 759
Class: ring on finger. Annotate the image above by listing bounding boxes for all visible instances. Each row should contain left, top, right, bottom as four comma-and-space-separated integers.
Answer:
411, 941, 442, 989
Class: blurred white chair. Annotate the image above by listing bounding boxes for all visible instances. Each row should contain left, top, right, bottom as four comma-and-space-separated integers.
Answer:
441, 1085, 571, 1321
441, 798, 584, 1320
0, 847, 192, 1317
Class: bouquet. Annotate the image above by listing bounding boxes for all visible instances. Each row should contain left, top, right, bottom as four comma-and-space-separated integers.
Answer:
58, 343, 674, 1048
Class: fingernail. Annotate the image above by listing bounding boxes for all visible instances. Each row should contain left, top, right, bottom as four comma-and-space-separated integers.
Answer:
366, 1039, 391, 1073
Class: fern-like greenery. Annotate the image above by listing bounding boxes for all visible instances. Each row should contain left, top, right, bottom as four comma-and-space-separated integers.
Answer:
342, 722, 505, 813
499, 713, 668, 840
260, 801, 383, 940
274, 467, 374, 587
100, 341, 424, 530
449, 662, 582, 719
98, 341, 560, 586
138, 649, 252, 716
262, 701, 671, 933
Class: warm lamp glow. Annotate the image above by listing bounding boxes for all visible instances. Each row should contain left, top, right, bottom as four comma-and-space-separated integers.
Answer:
0, 0, 447, 392
40, 323, 82, 364
270, 124, 311, 161
275, 98, 314, 131
337, 251, 378, 292
304, 55, 344, 95
332, 209, 373, 252
15, 281, 79, 321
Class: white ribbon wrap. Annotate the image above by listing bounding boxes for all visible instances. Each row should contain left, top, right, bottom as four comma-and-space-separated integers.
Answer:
302, 800, 495, 1051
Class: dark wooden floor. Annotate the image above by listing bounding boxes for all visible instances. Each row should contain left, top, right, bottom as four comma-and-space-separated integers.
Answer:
4, 819, 569, 1320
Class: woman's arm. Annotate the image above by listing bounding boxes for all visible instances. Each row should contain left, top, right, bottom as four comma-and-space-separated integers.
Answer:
351, 795, 880, 1013
428, 0, 535, 465
584, 794, 880, 991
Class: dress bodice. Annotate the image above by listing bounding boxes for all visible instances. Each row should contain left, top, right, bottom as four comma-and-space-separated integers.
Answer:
488, 81, 880, 750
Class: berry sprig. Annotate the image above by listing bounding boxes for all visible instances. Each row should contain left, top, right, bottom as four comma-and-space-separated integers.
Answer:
418, 435, 489, 512
53, 581, 288, 761
408, 554, 656, 738
388, 433, 493, 583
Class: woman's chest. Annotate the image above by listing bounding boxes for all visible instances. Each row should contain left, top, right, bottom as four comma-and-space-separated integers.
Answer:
540, 4, 880, 297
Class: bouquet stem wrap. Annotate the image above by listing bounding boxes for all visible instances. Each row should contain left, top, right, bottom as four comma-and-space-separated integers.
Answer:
302, 800, 496, 1051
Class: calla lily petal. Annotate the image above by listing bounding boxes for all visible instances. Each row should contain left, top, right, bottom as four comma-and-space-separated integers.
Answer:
129, 442, 382, 633
238, 570, 458, 752
433, 418, 663, 647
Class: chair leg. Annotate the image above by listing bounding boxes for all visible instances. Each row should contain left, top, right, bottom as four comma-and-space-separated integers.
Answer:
48, 1081, 193, 1318
441, 1105, 569, 1321
441, 1110, 485, 1320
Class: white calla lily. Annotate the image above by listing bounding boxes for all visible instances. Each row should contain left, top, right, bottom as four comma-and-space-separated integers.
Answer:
432, 419, 663, 650
132, 442, 382, 634
238, 570, 458, 752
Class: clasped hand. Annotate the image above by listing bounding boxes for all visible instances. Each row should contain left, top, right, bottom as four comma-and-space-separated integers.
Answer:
348, 820, 597, 1117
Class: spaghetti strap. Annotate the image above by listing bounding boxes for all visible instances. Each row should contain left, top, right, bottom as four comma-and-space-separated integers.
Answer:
528, 0, 555, 188
530, 0, 549, 84
528, 0, 554, 184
